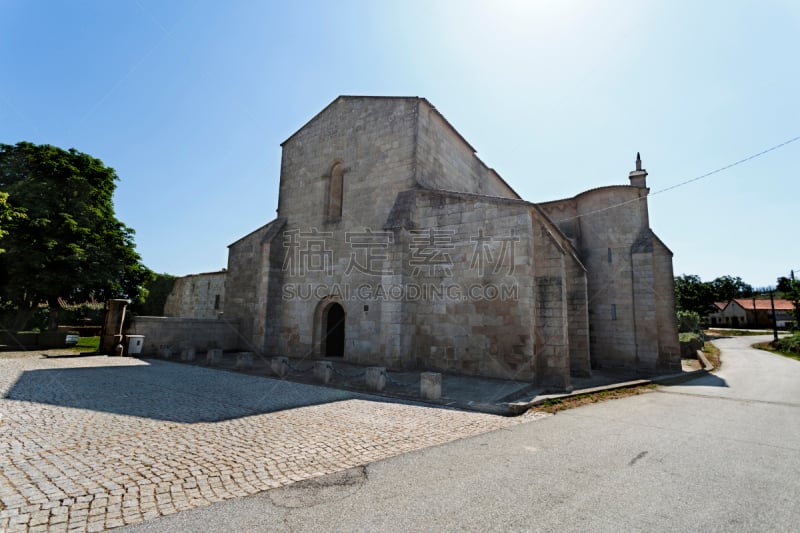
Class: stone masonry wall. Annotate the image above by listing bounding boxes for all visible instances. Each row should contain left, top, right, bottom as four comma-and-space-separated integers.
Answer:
272, 97, 421, 362
410, 190, 537, 381
632, 245, 659, 369
531, 221, 571, 389
415, 100, 519, 199
126, 316, 240, 355
542, 186, 650, 370
653, 238, 681, 370
225, 222, 276, 348
163, 271, 225, 319
278, 96, 418, 229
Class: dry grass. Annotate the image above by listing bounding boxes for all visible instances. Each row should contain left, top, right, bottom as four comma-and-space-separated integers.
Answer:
706, 329, 772, 337
702, 341, 721, 369
531, 384, 658, 414
753, 341, 800, 362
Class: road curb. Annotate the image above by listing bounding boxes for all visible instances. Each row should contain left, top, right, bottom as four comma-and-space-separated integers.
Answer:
508, 362, 713, 415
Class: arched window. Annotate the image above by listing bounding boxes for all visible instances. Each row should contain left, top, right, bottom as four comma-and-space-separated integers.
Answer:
328, 162, 344, 221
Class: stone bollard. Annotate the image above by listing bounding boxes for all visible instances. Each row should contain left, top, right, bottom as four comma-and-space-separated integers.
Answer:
160, 346, 173, 359
206, 348, 223, 366
314, 361, 333, 384
236, 352, 254, 370
271, 356, 289, 377
181, 348, 196, 362
420, 372, 442, 400
365, 367, 386, 392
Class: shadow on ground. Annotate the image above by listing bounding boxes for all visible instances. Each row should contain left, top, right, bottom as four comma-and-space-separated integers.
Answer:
667, 372, 729, 388
3, 359, 378, 423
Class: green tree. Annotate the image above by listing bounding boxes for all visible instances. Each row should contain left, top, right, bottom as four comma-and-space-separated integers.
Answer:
710, 275, 753, 301
777, 276, 800, 325
674, 274, 717, 316
0, 191, 26, 253
677, 310, 701, 333
0, 142, 152, 330
129, 272, 176, 316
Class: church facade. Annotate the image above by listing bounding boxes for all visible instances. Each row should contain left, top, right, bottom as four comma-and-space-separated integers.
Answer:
171, 96, 680, 388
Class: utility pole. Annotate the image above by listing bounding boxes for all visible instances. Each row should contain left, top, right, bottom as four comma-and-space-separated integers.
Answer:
770, 290, 778, 342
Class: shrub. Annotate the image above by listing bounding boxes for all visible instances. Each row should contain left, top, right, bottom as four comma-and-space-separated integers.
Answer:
772, 334, 800, 354
677, 310, 701, 333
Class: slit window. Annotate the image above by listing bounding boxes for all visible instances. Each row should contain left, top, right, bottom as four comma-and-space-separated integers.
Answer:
328, 162, 344, 220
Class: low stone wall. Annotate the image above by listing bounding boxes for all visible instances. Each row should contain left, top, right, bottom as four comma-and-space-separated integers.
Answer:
0, 330, 69, 349
126, 316, 242, 355
680, 336, 704, 357
57, 325, 103, 337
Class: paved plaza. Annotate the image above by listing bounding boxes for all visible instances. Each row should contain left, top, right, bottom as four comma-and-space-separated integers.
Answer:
0, 352, 542, 532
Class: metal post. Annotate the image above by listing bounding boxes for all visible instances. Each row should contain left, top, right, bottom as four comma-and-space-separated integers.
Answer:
770, 290, 778, 342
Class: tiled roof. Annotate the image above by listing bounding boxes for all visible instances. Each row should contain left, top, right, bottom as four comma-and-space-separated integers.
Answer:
731, 298, 795, 311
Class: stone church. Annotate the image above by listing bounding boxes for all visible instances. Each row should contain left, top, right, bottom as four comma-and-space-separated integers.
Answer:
161, 96, 680, 389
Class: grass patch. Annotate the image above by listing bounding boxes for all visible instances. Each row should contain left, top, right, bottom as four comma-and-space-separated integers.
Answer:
532, 384, 658, 414
702, 341, 721, 369
706, 329, 778, 337
753, 334, 800, 362
70, 336, 100, 353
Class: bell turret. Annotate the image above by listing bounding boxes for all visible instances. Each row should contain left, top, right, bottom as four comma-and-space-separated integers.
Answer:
629, 152, 648, 188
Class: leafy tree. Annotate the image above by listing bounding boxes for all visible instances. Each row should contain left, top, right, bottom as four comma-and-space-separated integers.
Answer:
674, 274, 717, 316
0, 142, 152, 330
677, 310, 701, 333
129, 272, 176, 316
710, 275, 753, 301
675, 274, 757, 318
0, 191, 25, 253
777, 276, 800, 325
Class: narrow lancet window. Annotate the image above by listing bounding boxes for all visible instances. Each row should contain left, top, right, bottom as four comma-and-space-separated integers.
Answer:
328, 162, 344, 220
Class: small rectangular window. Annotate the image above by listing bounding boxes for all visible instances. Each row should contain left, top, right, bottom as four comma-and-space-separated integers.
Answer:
611, 304, 617, 321
608, 247, 612, 263
214, 295, 221, 310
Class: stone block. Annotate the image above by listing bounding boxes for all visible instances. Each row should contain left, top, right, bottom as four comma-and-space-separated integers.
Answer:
420, 372, 441, 400
365, 367, 386, 392
236, 352, 254, 370
180, 348, 196, 362
314, 361, 333, 384
206, 348, 223, 366
271, 356, 288, 377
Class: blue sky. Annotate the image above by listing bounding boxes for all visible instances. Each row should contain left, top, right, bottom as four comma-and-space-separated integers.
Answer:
1, 0, 798, 288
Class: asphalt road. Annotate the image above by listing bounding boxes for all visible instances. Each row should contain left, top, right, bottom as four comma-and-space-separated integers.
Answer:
121, 335, 800, 532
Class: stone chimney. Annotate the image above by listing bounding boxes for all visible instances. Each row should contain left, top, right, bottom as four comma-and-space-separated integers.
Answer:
629, 152, 648, 188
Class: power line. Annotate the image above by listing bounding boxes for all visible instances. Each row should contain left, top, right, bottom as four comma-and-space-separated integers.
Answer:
560, 134, 800, 222
650, 134, 800, 197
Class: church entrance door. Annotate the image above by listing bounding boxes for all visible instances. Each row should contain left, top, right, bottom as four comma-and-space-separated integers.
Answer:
325, 303, 345, 357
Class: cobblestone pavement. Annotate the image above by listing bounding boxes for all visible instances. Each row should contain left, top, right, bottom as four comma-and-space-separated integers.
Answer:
0, 351, 545, 532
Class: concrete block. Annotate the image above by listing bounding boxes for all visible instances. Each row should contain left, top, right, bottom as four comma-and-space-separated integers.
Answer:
271, 356, 289, 377
420, 372, 441, 400
365, 367, 386, 392
159, 346, 173, 359
236, 352, 254, 370
206, 348, 223, 366
180, 348, 196, 362
314, 361, 333, 384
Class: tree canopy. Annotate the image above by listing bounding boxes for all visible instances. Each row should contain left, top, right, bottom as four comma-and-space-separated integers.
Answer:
0, 142, 152, 329
777, 276, 800, 325
674, 274, 754, 316
0, 190, 25, 253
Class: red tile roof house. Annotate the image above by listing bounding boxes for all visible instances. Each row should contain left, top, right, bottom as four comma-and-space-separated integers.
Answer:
708, 298, 795, 328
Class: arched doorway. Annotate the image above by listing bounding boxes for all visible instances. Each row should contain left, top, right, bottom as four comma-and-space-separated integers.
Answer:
324, 303, 345, 357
